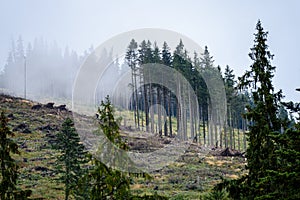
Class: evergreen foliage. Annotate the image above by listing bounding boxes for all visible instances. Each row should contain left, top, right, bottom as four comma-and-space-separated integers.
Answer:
0, 111, 31, 199
52, 117, 88, 200
216, 20, 300, 199
88, 96, 131, 199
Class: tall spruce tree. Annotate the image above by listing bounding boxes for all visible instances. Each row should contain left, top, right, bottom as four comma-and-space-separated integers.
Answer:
52, 118, 88, 200
224, 65, 236, 148
216, 20, 283, 199
200, 46, 216, 146
0, 111, 31, 199
162, 42, 173, 137
125, 39, 139, 129
239, 21, 282, 198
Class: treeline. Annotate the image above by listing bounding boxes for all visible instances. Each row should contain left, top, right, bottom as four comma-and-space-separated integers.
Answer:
0, 36, 91, 100
120, 39, 251, 150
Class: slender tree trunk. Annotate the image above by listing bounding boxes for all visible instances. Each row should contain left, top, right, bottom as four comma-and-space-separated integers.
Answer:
157, 86, 162, 136
202, 106, 206, 145
163, 87, 168, 136
176, 77, 181, 139
220, 112, 223, 148
150, 84, 154, 133
237, 117, 241, 151
224, 123, 227, 148
168, 90, 172, 137
189, 88, 194, 140
229, 107, 233, 148
134, 69, 140, 129
183, 106, 187, 140
139, 70, 144, 130
131, 70, 136, 129
208, 103, 211, 146
214, 111, 218, 147
232, 112, 236, 149
144, 84, 149, 132
243, 118, 247, 151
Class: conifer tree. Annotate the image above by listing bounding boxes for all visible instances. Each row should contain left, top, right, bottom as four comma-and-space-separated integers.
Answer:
200, 46, 216, 146
0, 111, 31, 199
88, 96, 131, 200
52, 118, 88, 200
224, 65, 236, 148
162, 42, 173, 136
125, 39, 139, 129
239, 21, 282, 198
216, 20, 284, 199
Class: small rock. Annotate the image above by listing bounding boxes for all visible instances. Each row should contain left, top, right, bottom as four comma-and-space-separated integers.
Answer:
20, 142, 27, 149
31, 104, 42, 110
220, 147, 242, 157
44, 102, 54, 109
30, 157, 46, 162
186, 183, 198, 190
7, 113, 15, 119
39, 124, 58, 132
45, 133, 55, 138
23, 128, 31, 134
163, 138, 171, 144
34, 166, 48, 172
56, 104, 67, 111
13, 123, 27, 131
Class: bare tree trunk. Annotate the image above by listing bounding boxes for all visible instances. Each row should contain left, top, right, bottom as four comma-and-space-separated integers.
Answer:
243, 118, 247, 151
139, 71, 144, 131
157, 86, 162, 136
131, 70, 137, 129
194, 107, 199, 143
229, 107, 233, 148
189, 88, 194, 140
202, 106, 206, 145
233, 112, 236, 150
237, 116, 241, 151
144, 84, 149, 132
220, 111, 223, 148
168, 90, 172, 137
163, 87, 168, 136
149, 84, 154, 133
134, 69, 140, 129
214, 111, 218, 147
208, 103, 212, 146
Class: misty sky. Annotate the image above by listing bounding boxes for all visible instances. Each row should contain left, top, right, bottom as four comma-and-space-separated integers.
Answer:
0, 0, 299, 101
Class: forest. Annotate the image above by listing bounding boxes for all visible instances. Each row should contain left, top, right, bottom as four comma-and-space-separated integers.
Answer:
0, 20, 299, 199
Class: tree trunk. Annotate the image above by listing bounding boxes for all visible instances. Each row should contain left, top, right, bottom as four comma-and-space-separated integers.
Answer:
163, 87, 168, 136
144, 84, 149, 132
168, 90, 172, 137
157, 86, 162, 136
149, 83, 154, 133
134, 69, 140, 129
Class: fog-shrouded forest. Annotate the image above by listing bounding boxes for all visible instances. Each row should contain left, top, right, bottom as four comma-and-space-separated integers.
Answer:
0, 20, 299, 199
0, 36, 93, 101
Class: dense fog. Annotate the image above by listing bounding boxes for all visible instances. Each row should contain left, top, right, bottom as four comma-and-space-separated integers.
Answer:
0, 36, 94, 103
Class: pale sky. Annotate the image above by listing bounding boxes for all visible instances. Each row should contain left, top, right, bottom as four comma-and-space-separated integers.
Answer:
0, 0, 299, 102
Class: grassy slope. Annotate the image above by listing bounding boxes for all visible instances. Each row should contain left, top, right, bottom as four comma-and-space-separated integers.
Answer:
0, 94, 247, 199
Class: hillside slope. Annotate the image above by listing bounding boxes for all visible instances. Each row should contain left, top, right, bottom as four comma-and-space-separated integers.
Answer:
0, 94, 247, 199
